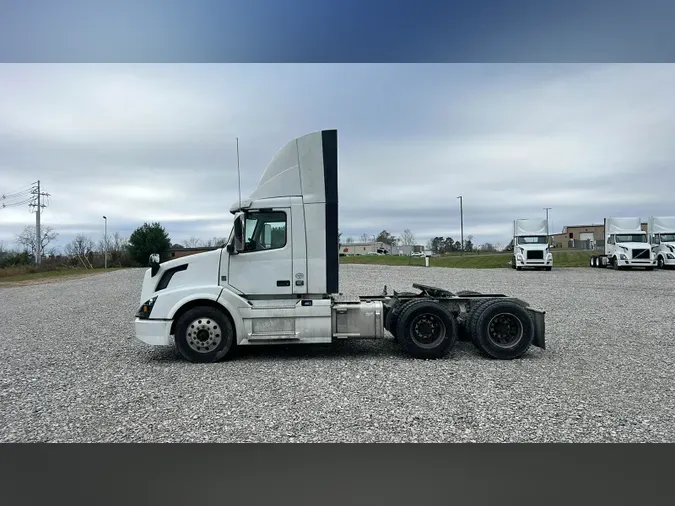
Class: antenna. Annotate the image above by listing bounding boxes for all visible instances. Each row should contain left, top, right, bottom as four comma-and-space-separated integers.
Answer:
236, 137, 242, 210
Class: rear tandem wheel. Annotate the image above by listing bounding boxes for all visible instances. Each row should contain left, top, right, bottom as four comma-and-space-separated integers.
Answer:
394, 299, 459, 359
466, 298, 535, 359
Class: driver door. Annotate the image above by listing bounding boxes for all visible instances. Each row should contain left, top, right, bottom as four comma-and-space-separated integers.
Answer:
227, 208, 293, 296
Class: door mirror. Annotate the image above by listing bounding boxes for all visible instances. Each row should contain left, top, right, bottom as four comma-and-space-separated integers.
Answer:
148, 253, 161, 276
232, 214, 245, 253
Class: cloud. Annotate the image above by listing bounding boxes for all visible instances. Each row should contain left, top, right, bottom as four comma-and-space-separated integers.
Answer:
1, 63, 675, 252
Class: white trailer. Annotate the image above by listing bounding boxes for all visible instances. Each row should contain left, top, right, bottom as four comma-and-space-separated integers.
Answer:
510, 219, 552, 271
134, 130, 546, 363
647, 216, 675, 269
590, 217, 655, 270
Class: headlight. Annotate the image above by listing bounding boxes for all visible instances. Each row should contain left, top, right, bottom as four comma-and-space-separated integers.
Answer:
136, 296, 157, 318
667, 253, 675, 259
619, 254, 628, 260
516, 254, 523, 260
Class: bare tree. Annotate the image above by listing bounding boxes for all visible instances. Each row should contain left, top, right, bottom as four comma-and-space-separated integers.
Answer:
98, 231, 128, 256
16, 225, 59, 260
183, 237, 203, 248
65, 234, 96, 268
360, 233, 371, 243
203, 237, 228, 247
400, 229, 415, 246
345, 236, 354, 244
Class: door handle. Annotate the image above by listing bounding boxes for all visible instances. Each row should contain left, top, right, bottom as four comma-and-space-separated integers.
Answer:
277, 280, 290, 287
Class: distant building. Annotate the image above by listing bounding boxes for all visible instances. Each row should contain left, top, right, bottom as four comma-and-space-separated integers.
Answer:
550, 222, 648, 249
391, 244, 425, 256
339, 241, 390, 256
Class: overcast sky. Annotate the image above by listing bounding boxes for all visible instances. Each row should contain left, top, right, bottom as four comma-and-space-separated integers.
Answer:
1, 63, 674, 251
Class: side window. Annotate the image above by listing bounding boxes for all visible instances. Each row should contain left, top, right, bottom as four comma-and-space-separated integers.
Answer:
243, 211, 287, 252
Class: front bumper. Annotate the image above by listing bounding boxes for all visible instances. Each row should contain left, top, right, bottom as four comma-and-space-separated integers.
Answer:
514, 256, 552, 267
615, 258, 656, 267
134, 318, 173, 346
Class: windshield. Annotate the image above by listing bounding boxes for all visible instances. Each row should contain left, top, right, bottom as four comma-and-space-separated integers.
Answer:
660, 234, 675, 242
517, 236, 547, 245
615, 234, 647, 243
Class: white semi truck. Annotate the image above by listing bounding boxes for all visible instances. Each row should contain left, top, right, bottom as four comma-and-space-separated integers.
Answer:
647, 216, 675, 269
134, 129, 546, 363
510, 219, 552, 271
589, 217, 655, 270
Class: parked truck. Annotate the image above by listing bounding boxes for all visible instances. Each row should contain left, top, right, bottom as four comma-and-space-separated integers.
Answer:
589, 217, 655, 270
647, 216, 675, 269
510, 219, 552, 271
134, 130, 546, 363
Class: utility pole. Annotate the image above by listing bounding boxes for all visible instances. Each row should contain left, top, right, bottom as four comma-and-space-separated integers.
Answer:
103, 216, 108, 269
29, 180, 50, 265
457, 195, 464, 256
544, 207, 552, 245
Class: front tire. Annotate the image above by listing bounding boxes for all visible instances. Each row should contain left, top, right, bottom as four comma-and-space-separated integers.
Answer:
174, 306, 235, 363
395, 299, 458, 359
467, 299, 535, 359
657, 256, 665, 269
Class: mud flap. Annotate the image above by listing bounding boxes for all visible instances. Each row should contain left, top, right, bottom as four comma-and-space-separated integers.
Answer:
529, 309, 546, 349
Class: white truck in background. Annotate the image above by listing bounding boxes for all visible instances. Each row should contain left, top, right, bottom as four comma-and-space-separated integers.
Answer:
133, 129, 547, 363
647, 216, 675, 269
590, 217, 655, 270
510, 219, 552, 271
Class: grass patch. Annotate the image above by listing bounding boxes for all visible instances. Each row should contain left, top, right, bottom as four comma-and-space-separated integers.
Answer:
340, 250, 595, 269
0, 266, 127, 283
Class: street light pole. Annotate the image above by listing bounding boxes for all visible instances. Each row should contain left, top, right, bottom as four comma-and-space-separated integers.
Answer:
544, 207, 551, 245
103, 216, 108, 269
457, 196, 464, 256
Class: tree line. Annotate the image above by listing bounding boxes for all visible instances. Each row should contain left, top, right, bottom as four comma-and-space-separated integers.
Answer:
1, 222, 507, 272
338, 229, 503, 253
0, 222, 174, 270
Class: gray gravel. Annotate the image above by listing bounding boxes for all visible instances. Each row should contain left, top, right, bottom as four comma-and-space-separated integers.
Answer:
1, 264, 674, 442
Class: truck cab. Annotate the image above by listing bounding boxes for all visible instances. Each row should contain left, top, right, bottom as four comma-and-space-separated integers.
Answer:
648, 216, 675, 269
511, 219, 552, 271
590, 217, 655, 270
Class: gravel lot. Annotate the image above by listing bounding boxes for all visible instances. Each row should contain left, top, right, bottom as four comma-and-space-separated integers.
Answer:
1, 264, 674, 442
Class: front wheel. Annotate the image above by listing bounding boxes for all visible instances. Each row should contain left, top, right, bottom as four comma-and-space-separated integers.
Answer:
395, 300, 458, 359
174, 306, 235, 363
657, 256, 665, 269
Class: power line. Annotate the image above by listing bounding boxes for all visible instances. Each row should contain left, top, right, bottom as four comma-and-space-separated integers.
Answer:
1, 180, 52, 264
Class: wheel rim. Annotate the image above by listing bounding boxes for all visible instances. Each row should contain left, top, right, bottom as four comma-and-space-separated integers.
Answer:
186, 317, 222, 353
658, 257, 664, 268
486, 312, 524, 348
409, 313, 446, 348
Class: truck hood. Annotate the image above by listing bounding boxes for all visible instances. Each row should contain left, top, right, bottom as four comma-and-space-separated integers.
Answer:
615, 242, 651, 249
139, 248, 224, 303
515, 244, 549, 251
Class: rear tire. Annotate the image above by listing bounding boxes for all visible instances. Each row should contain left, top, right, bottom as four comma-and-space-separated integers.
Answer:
455, 291, 482, 341
590, 256, 596, 267
467, 299, 535, 359
384, 293, 419, 340
395, 299, 458, 359
174, 306, 235, 363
